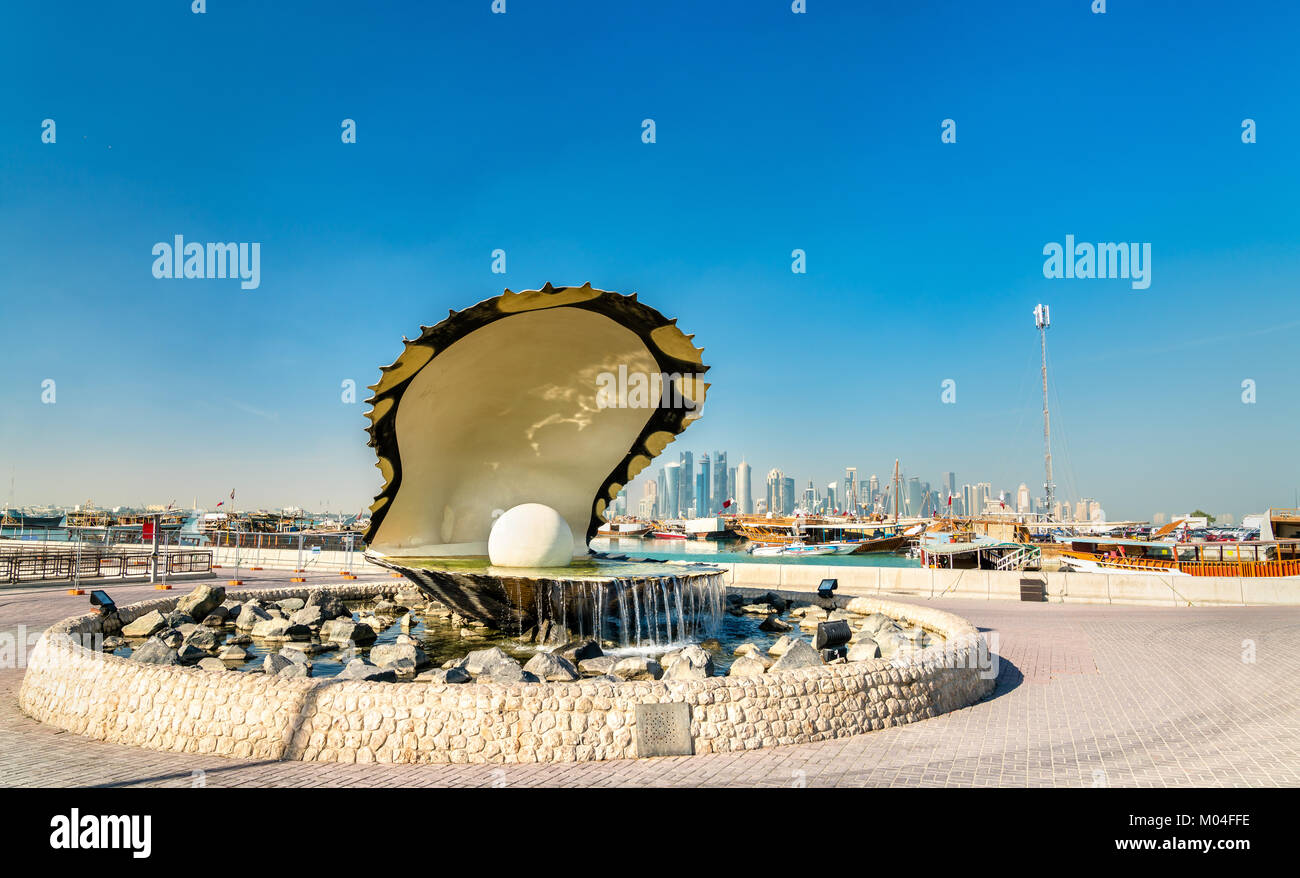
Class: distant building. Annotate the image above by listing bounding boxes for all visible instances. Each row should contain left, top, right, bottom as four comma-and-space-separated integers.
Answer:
680, 452, 694, 515
1017, 483, 1031, 513
782, 477, 796, 515
736, 460, 753, 514
713, 451, 728, 513
663, 462, 680, 518
697, 454, 711, 516
765, 468, 783, 517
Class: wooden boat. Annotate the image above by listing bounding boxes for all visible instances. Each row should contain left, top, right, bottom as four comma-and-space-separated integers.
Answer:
1056, 521, 1300, 576
649, 530, 687, 540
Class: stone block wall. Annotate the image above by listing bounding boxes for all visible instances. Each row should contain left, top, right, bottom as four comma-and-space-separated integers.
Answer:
19, 584, 996, 764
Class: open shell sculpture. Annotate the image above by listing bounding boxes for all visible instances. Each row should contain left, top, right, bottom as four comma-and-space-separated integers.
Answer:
362, 283, 708, 560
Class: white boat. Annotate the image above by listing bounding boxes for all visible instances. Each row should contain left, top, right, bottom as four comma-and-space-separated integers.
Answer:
781, 542, 836, 557
749, 543, 786, 556
820, 541, 862, 555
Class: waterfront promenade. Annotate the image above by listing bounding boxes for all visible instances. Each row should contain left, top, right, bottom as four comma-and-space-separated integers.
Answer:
1, 569, 1297, 787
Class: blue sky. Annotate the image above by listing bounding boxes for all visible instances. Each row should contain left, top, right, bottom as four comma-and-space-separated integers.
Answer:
2, 1, 1297, 520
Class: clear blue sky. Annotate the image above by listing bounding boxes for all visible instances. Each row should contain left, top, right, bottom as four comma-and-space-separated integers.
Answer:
2, 1, 1297, 520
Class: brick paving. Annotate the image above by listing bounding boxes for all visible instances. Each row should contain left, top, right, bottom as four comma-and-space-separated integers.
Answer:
1, 573, 1297, 787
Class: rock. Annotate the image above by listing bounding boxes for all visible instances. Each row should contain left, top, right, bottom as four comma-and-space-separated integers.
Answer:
122, 610, 167, 638
523, 652, 580, 682
276, 598, 305, 613
394, 590, 426, 609
460, 646, 514, 676
197, 657, 228, 672
399, 612, 413, 633
554, 639, 603, 663
234, 603, 272, 631
176, 583, 226, 621
857, 612, 896, 636
217, 644, 247, 661
847, 640, 881, 661
767, 634, 798, 657
769, 638, 824, 671
338, 659, 396, 682
444, 666, 471, 684
676, 644, 715, 675
201, 612, 228, 628
700, 638, 722, 650
740, 602, 781, 615
612, 657, 663, 681
227, 633, 253, 647
263, 653, 293, 675
659, 650, 681, 668
728, 655, 767, 677
289, 605, 327, 629
903, 626, 926, 642
357, 614, 386, 632
587, 674, 625, 683
320, 618, 377, 645
164, 611, 195, 628
733, 642, 761, 657
101, 636, 128, 651
372, 599, 398, 615
479, 661, 534, 684
370, 642, 429, 670
130, 637, 179, 665
578, 656, 616, 675
663, 657, 707, 681
279, 646, 311, 666
386, 657, 418, 678
759, 614, 791, 633
158, 628, 184, 648
278, 662, 310, 678
251, 618, 292, 639
182, 627, 219, 651
305, 590, 350, 619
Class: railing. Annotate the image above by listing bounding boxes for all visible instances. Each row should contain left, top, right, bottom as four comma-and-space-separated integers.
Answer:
0, 548, 212, 585
995, 546, 1041, 571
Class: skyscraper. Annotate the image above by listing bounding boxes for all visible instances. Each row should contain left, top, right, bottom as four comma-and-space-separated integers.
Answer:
679, 451, 694, 514
842, 467, 858, 515
663, 462, 680, 518
737, 460, 753, 514
727, 466, 736, 507
945, 471, 956, 504
781, 477, 796, 515
644, 479, 658, 518
765, 468, 783, 516
826, 482, 838, 513
713, 451, 728, 512
697, 453, 711, 516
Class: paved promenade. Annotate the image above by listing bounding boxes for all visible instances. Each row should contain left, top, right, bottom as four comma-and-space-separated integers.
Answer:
1, 571, 1297, 787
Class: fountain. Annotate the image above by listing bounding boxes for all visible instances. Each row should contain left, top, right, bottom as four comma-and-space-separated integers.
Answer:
360, 283, 725, 645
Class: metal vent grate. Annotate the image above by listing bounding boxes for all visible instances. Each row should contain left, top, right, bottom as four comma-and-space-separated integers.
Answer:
634, 702, 693, 757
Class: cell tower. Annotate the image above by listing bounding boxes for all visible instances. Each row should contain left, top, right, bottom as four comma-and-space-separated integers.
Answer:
1034, 304, 1055, 519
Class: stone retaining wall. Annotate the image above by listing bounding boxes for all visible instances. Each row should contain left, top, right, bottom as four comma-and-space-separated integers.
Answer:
720, 563, 1300, 607
18, 583, 995, 764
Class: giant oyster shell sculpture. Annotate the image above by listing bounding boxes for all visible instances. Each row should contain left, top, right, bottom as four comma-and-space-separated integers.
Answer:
363, 282, 708, 566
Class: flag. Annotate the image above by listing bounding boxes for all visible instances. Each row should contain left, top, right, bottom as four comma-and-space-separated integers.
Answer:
230, 489, 236, 500
216, 501, 223, 507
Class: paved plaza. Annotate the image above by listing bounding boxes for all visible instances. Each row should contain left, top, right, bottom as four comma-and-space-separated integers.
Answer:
1, 571, 1297, 787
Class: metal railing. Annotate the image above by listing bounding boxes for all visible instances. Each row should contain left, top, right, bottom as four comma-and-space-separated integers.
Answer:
0, 547, 212, 585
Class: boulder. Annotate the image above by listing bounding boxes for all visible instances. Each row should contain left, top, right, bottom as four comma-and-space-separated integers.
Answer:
276, 598, 305, 613
234, 603, 272, 631
122, 610, 167, 638
305, 590, 351, 620
278, 662, 310, 678
460, 646, 515, 676
394, 590, 426, 609
386, 657, 418, 678
320, 618, 377, 645
769, 638, 824, 672
479, 660, 534, 684
251, 618, 292, 639
847, 640, 881, 661
857, 612, 897, 636
159, 628, 184, 648
767, 634, 798, 657
338, 659, 396, 682
217, 644, 248, 661
101, 636, 128, 652
444, 666, 471, 684
578, 656, 616, 675
370, 642, 429, 670
130, 638, 179, 665
733, 642, 761, 657
740, 602, 781, 616
676, 644, 715, 675
759, 614, 791, 633
164, 611, 195, 628
176, 583, 226, 622
523, 652, 580, 682
263, 654, 294, 675
663, 657, 707, 681
289, 605, 327, 629
197, 657, 228, 672
182, 627, 219, 651
372, 599, 399, 615
279, 646, 311, 666
612, 657, 663, 681
554, 640, 603, 663
728, 655, 768, 677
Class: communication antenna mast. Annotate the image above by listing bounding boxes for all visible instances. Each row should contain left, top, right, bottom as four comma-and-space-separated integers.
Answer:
1034, 304, 1055, 519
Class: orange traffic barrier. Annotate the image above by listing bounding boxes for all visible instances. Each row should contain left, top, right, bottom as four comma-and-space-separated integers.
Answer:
290, 576, 307, 583
154, 584, 172, 590
67, 588, 85, 596
227, 579, 244, 585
